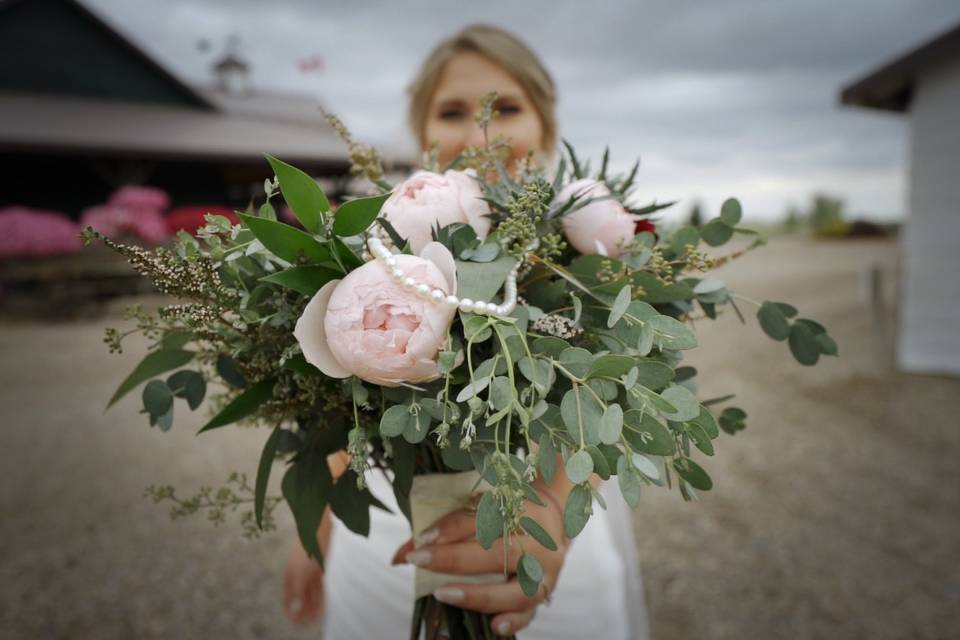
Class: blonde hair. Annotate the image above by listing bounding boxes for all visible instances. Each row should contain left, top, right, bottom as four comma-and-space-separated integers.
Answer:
407, 24, 557, 154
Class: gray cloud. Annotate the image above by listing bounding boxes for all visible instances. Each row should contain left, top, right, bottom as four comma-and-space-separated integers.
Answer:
85, 0, 960, 220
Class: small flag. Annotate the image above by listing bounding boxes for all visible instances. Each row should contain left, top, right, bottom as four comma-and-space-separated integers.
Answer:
298, 54, 325, 74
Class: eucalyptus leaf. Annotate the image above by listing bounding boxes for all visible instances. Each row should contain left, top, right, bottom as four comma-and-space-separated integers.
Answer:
565, 449, 594, 484
598, 404, 624, 445
631, 453, 661, 481
608, 285, 632, 328
108, 349, 194, 408
476, 492, 504, 550
216, 354, 246, 388
700, 219, 734, 247
166, 370, 205, 410
758, 302, 791, 341
380, 404, 409, 438
616, 455, 642, 508
673, 457, 713, 490
520, 517, 558, 551
659, 385, 700, 422
720, 198, 743, 226
563, 484, 592, 538
789, 322, 820, 365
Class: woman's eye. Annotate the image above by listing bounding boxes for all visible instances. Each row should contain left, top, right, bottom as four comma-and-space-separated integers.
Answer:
495, 103, 521, 116
438, 109, 466, 120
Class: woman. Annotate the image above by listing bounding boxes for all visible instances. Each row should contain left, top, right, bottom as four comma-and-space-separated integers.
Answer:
283, 25, 649, 639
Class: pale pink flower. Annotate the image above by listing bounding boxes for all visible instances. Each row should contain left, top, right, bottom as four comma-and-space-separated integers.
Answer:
557, 179, 636, 257
294, 242, 458, 386
380, 170, 490, 252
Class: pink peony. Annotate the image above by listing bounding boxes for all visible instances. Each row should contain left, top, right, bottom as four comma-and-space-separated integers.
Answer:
294, 242, 458, 386
380, 170, 490, 252
557, 179, 636, 257
0, 207, 81, 260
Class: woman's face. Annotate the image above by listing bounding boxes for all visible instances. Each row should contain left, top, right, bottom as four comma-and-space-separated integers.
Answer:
422, 51, 546, 168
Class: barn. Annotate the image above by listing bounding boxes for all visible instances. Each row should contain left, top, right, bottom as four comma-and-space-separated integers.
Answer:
0, 0, 358, 215
841, 23, 960, 376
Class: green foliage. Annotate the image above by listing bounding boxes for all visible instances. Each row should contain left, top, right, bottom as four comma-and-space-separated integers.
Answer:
94, 145, 838, 612
260, 266, 341, 296
332, 193, 391, 237
198, 378, 276, 433
239, 214, 332, 265
254, 427, 281, 530
108, 349, 194, 408
265, 154, 329, 233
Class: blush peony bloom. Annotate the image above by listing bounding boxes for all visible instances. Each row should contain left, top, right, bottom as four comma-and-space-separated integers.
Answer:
557, 179, 636, 257
380, 170, 490, 252
294, 242, 459, 386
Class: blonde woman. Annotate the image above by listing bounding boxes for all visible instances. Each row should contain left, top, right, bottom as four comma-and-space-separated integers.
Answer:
283, 25, 648, 640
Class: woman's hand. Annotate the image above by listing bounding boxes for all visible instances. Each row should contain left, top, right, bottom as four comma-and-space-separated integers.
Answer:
283, 540, 325, 624
282, 451, 346, 625
390, 488, 568, 637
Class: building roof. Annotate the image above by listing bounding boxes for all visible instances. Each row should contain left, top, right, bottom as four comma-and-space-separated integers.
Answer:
841, 22, 960, 112
0, 0, 388, 167
0, 90, 350, 165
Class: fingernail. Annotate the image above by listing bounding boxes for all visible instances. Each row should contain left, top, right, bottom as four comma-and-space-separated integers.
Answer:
288, 598, 302, 613
496, 620, 511, 635
405, 550, 431, 567
415, 527, 439, 545
433, 586, 464, 604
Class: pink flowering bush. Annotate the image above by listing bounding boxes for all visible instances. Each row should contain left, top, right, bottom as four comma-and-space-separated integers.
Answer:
0, 207, 82, 260
80, 185, 171, 245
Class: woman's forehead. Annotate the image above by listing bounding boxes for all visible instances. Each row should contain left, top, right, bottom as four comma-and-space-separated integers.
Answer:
431, 52, 528, 103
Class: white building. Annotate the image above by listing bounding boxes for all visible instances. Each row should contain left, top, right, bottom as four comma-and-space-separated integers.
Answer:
842, 23, 960, 376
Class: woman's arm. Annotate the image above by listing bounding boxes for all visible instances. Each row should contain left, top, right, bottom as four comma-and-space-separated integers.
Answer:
282, 450, 350, 624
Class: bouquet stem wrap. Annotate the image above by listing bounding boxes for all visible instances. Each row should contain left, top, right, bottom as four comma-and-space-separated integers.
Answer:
410, 470, 507, 598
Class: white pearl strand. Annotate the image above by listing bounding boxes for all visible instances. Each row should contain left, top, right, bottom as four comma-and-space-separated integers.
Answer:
366, 236, 519, 317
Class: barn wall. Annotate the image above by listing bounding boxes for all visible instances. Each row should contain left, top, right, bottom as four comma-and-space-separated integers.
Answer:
900, 53, 960, 375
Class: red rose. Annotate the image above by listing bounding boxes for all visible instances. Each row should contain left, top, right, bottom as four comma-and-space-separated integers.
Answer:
634, 219, 656, 235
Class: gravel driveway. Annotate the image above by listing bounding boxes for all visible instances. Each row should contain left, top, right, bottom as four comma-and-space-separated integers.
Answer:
2, 237, 957, 639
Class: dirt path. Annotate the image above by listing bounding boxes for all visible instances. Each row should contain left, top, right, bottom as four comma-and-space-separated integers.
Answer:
1, 237, 957, 639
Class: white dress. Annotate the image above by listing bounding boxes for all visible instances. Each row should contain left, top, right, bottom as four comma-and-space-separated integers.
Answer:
322, 469, 649, 639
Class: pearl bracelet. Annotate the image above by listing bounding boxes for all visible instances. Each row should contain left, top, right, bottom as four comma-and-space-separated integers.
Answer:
366, 236, 519, 317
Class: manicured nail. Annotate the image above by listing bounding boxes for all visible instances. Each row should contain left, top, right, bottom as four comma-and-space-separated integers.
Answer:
433, 586, 464, 604
288, 598, 302, 613
405, 550, 431, 567
496, 620, 511, 635
415, 527, 439, 545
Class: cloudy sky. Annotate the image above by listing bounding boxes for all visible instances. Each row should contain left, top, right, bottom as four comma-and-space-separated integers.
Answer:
86, 0, 960, 222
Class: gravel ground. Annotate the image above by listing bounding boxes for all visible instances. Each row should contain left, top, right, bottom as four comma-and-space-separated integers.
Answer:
1, 237, 957, 639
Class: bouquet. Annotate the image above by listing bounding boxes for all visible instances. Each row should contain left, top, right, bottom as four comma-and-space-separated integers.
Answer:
86, 98, 836, 639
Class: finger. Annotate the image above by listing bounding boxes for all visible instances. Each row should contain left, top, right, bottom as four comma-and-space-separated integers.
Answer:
391, 508, 479, 563
418, 508, 477, 545
297, 573, 323, 624
490, 608, 537, 637
433, 578, 546, 613
390, 537, 415, 565
403, 538, 524, 575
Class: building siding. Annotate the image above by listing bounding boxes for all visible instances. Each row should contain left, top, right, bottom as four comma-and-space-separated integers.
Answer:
900, 53, 960, 374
